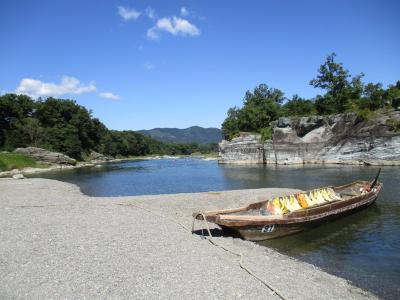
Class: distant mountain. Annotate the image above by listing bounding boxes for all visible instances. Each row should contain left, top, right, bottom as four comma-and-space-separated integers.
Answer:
138, 126, 222, 144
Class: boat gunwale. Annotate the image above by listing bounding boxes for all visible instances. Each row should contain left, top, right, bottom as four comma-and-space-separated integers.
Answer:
193, 181, 382, 227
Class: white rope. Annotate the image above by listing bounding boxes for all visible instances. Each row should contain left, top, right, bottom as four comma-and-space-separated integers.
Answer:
192, 212, 286, 300
116, 203, 191, 232
117, 201, 286, 300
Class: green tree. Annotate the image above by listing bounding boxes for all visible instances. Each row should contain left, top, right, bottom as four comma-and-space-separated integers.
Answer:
384, 81, 400, 107
222, 84, 284, 139
310, 53, 364, 113
310, 53, 350, 96
0, 94, 35, 149
22, 117, 44, 147
362, 83, 385, 110
282, 94, 316, 116
314, 95, 337, 115
33, 97, 105, 158
0, 94, 218, 159
221, 107, 240, 140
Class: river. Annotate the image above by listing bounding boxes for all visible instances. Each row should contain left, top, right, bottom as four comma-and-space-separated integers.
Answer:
30, 158, 400, 299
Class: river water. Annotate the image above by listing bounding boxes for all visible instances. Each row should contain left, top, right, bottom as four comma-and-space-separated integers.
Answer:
30, 158, 400, 299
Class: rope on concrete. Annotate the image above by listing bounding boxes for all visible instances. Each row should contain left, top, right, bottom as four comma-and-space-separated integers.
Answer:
116, 203, 191, 232
192, 212, 286, 300
117, 202, 286, 300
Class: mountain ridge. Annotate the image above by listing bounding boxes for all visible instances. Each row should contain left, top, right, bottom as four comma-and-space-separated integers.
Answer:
138, 126, 222, 144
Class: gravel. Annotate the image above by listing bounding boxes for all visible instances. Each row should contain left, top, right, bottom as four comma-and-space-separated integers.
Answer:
0, 178, 376, 299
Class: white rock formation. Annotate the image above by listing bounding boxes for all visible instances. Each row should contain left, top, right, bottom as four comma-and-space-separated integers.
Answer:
219, 111, 400, 165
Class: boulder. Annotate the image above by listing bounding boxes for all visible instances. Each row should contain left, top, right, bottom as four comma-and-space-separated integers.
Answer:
273, 127, 303, 143
89, 151, 111, 162
12, 174, 25, 179
218, 133, 264, 164
14, 147, 77, 165
296, 116, 324, 137
277, 117, 292, 128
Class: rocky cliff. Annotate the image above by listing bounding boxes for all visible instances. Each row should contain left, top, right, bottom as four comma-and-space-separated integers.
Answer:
219, 110, 400, 165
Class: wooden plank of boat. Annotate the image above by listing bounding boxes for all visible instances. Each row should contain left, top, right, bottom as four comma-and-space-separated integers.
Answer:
192, 170, 382, 241
235, 190, 380, 241
216, 188, 379, 227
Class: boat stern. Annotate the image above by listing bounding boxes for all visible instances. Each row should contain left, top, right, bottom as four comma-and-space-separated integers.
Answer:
192, 211, 219, 223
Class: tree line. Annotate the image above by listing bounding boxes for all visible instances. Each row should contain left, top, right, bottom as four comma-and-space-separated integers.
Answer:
0, 94, 217, 159
222, 53, 400, 140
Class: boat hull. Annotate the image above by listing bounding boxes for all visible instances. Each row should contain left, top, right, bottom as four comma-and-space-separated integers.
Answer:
236, 193, 378, 241
193, 179, 382, 241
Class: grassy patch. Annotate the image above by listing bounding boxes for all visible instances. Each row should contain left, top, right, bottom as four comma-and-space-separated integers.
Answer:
200, 152, 219, 158
356, 108, 377, 122
386, 118, 400, 132
0, 153, 40, 172
260, 127, 273, 141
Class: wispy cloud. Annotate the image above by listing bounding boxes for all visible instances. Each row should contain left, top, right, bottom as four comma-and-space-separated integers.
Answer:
147, 16, 200, 40
143, 63, 155, 71
99, 92, 120, 100
116, 6, 200, 41
180, 7, 188, 17
118, 6, 141, 21
16, 76, 96, 98
147, 27, 159, 40
145, 7, 156, 20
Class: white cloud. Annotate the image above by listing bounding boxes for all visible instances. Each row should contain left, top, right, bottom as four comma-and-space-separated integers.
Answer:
146, 27, 160, 40
143, 63, 154, 71
180, 7, 188, 16
118, 6, 141, 21
145, 7, 156, 20
147, 16, 200, 40
99, 92, 120, 100
16, 76, 96, 98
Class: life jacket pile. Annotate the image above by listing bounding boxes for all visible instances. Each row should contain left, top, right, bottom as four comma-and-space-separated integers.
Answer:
264, 188, 342, 215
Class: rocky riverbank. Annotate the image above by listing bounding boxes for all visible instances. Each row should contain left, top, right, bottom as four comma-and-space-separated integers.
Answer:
0, 147, 94, 178
219, 110, 400, 165
0, 149, 218, 178
0, 162, 95, 178
0, 178, 376, 299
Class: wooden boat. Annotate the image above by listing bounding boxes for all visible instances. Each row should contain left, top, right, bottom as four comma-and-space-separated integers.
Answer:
193, 173, 382, 241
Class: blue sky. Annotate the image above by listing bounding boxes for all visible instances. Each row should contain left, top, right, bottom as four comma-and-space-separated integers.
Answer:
1, 0, 399, 130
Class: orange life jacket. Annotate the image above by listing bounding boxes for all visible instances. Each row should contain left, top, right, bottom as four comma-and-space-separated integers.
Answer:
296, 193, 309, 208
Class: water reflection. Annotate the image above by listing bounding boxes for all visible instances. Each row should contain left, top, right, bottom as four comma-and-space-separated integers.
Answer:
263, 205, 381, 255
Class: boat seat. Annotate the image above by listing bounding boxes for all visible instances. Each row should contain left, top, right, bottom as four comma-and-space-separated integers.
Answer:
340, 192, 358, 197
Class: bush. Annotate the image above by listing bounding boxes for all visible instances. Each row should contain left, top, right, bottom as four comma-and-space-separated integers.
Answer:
281, 95, 316, 116
386, 118, 400, 132
356, 108, 376, 122
259, 127, 273, 141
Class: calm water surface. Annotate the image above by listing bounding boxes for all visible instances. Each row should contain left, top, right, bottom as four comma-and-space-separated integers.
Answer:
31, 158, 400, 299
